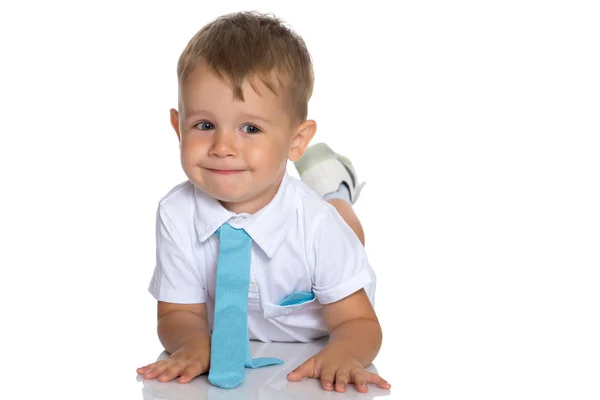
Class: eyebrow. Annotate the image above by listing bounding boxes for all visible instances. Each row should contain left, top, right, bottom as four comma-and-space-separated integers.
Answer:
184, 110, 213, 122
185, 110, 272, 125
239, 112, 273, 125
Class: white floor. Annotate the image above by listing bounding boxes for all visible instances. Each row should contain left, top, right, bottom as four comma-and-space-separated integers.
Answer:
139, 338, 392, 399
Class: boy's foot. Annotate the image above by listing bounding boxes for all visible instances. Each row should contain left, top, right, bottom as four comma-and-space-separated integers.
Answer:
293, 142, 365, 204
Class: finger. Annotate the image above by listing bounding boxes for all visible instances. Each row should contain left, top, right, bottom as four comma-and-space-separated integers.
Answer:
142, 362, 169, 380
177, 363, 207, 383
334, 368, 351, 393
364, 371, 391, 389
354, 370, 392, 391
320, 368, 336, 391
351, 369, 369, 393
137, 363, 156, 375
158, 364, 185, 382
377, 377, 392, 389
287, 358, 317, 382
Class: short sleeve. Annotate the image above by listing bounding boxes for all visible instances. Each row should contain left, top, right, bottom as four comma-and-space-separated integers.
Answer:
148, 205, 206, 304
311, 208, 374, 304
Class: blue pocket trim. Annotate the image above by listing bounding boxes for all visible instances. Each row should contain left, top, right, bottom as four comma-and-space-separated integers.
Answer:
278, 291, 315, 306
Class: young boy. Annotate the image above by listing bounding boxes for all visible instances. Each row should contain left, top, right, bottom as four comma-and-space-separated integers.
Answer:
136, 11, 391, 394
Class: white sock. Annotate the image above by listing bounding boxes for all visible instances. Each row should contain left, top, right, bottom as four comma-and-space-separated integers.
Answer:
322, 182, 351, 204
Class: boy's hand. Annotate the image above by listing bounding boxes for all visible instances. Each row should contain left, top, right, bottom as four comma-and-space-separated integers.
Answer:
136, 342, 210, 384
287, 344, 391, 393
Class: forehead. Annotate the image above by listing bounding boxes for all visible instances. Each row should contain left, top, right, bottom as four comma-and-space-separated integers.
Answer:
180, 63, 287, 116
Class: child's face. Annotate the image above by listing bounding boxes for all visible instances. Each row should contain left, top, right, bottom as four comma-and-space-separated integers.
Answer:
171, 62, 315, 214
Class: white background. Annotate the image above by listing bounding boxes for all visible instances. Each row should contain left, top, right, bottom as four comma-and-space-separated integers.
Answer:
1, 0, 599, 399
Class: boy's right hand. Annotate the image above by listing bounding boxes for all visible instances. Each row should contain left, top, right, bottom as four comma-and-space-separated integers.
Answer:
137, 342, 210, 384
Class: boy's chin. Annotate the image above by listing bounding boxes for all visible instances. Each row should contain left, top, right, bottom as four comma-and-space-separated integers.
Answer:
212, 191, 253, 206
215, 191, 276, 214
193, 181, 246, 202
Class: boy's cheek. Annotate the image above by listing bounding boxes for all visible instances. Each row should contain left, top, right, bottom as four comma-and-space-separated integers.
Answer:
180, 140, 203, 159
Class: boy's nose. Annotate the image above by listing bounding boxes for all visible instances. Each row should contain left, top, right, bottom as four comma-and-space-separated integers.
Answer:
209, 130, 238, 158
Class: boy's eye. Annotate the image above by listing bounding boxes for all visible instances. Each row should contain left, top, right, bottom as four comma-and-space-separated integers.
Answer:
241, 124, 261, 134
196, 122, 214, 131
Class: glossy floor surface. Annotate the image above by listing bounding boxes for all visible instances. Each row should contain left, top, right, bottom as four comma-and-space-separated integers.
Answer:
139, 338, 392, 400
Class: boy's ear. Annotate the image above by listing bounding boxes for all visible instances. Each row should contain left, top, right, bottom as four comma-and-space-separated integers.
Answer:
170, 108, 181, 142
289, 119, 317, 162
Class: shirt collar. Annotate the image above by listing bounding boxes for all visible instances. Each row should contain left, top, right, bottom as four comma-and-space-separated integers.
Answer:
193, 172, 296, 258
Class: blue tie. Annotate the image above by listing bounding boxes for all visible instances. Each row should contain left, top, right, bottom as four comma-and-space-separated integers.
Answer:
208, 223, 283, 389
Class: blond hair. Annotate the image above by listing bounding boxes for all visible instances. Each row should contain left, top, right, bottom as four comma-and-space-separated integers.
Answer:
176, 11, 314, 124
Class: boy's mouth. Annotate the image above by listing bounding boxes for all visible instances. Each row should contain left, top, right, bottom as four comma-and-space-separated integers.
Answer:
206, 168, 245, 175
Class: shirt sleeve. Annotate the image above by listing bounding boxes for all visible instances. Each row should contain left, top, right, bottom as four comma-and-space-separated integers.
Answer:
148, 204, 207, 304
311, 207, 374, 304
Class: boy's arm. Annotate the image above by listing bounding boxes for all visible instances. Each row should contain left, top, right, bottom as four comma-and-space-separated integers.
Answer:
137, 301, 211, 383
321, 289, 382, 366
287, 289, 390, 392
286, 210, 389, 391
157, 301, 211, 355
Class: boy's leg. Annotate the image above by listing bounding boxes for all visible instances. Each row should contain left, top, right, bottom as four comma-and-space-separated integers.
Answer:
327, 198, 365, 245
293, 143, 366, 245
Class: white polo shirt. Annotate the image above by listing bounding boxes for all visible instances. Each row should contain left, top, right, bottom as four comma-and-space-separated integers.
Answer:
148, 172, 376, 343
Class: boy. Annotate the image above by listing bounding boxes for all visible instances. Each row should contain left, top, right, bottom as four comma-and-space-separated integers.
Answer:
136, 11, 391, 393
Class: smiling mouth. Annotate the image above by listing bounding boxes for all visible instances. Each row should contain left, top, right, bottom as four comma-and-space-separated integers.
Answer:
206, 168, 245, 175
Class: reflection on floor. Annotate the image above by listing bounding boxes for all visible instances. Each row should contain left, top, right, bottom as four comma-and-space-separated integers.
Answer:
139, 338, 391, 400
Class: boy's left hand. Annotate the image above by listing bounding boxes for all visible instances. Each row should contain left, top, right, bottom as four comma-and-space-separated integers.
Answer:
286, 344, 391, 393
